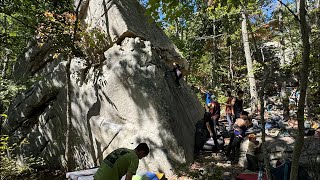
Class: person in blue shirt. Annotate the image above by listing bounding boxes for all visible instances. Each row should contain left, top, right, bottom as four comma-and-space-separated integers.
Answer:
205, 91, 212, 105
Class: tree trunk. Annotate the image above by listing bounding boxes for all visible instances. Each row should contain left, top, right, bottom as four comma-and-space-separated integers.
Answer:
317, 0, 320, 26
278, 2, 290, 120
229, 46, 234, 81
175, 18, 179, 38
290, 0, 310, 179
241, 10, 258, 112
207, 0, 213, 6
1, 15, 8, 79
64, 0, 83, 170
64, 57, 74, 171
260, 94, 272, 180
1, 49, 9, 79
211, 18, 216, 88
258, 48, 272, 180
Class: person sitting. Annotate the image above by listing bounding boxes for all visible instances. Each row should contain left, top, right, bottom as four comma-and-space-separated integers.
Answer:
94, 143, 149, 180
225, 112, 251, 162
246, 134, 261, 171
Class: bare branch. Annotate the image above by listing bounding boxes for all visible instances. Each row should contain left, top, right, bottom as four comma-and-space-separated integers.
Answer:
194, 34, 225, 40
276, 0, 300, 23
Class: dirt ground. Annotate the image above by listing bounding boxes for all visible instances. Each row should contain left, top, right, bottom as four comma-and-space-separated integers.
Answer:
168, 151, 244, 180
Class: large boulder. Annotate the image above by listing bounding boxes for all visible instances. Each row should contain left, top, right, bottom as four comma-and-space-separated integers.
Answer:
77, 0, 186, 68
2, 0, 203, 175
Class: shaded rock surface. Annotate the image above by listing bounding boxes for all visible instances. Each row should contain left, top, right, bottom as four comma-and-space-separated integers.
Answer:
2, 0, 203, 175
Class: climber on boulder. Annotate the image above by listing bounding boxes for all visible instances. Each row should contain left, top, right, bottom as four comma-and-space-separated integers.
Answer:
171, 62, 183, 87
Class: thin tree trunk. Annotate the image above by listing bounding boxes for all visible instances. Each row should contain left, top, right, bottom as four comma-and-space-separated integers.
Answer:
259, 48, 272, 180
229, 46, 233, 81
1, 15, 8, 79
290, 0, 310, 179
64, 57, 73, 171
175, 18, 179, 38
259, 97, 272, 180
65, 0, 83, 171
278, 2, 290, 121
259, 92, 272, 180
241, 10, 258, 112
212, 18, 216, 88
207, 0, 213, 6
317, 0, 320, 26
1, 49, 9, 79
296, 0, 300, 14
180, 18, 184, 41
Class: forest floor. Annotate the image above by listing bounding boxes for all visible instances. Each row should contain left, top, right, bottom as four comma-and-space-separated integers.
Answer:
15, 169, 64, 180
170, 138, 244, 180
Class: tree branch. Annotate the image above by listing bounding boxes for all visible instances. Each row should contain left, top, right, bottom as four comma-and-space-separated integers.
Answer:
276, 0, 300, 23
0, 12, 52, 40
194, 34, 225, 40
71, 0, 83, 52
0, 12, 37, 31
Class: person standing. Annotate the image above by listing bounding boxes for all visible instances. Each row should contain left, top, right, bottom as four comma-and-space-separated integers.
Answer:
203, 90, 213, 113
203, 111, 219, 148
232, 90, 244, 121
208, 94, 221, 135
94, 143, 149, 180
205, 91, 212, 106
225, 91, 234, 131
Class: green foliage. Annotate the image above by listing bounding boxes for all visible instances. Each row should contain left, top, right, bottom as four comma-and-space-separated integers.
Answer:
0, 135, 28, 179
79, 27, 111, 64
0, 156, 31, 179
0, 134, 47, 179
0, 133, 47, 179
0, 79, 26, 112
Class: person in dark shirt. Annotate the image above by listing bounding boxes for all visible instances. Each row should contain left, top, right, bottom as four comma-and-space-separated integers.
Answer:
208, 94, 221, 135
225, 112, 251, 162
203, 111, 219, 147
171, 62, 182, 87
232, 90, 244, 121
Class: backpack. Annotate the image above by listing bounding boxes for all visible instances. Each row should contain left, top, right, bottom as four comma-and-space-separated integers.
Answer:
271, 160, 311, 180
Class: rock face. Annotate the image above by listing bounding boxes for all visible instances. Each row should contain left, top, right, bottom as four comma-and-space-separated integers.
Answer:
2, 0, 203, 175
